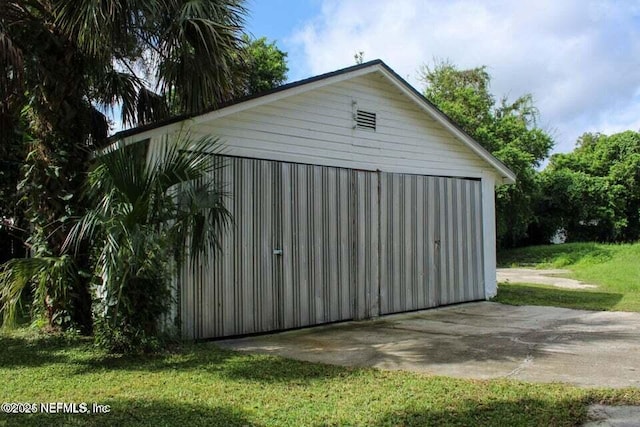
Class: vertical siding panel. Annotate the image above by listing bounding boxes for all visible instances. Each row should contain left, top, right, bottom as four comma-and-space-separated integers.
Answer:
403, 176, 413, 311
296, 165, 311, 327
356, 172, 367, 319
251, 158, 262, 333
463, 180, 473, 301
305, 165, 316, 325
447, 179, 456, 304
442, 178, 450, 305
369, 172, 380, 318
327, 168, 340, 321
474, 181, 485, 299
354, 170, 375, 319
241, 158, 254, 334
391, 175, 401, 313
378, 173, 387, 315
338, 169, 351, 320
415, 177, 425, 308
454, 179, 464, 303
210, 158, 222, 337
281, 162, 294, 329
437, 177, 447, 305
255, 160, 264, 334
311, 166, 323, 324
426, 176, 437, 307
180, 252, 193, 339
225, 158, 241, 336
264, 160, 278, 332
224, 158, 237, 337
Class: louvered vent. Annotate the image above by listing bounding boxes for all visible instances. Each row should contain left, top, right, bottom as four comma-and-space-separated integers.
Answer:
355, 109, 376, 131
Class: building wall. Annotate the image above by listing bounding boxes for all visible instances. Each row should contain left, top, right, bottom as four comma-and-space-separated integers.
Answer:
119, 69, 499, 182
185, 73, 491, 179
126, 69, 504, 335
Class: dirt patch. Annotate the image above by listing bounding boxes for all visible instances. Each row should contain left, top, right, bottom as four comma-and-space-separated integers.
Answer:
497, 268, 598, 289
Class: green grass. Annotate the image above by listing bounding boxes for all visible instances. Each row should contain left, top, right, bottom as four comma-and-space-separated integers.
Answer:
1, 329, 639, 426
496, 242, 640, 312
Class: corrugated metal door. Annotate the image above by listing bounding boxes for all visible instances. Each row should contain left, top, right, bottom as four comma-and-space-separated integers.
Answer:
379, 173, 484, 315
279, 163, 379, 329
180, 157, 379, 339
180, 158, 484, 339
180, 158, 281, 339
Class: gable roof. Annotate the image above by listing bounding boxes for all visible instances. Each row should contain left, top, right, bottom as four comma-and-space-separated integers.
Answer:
112, 60, 516, 184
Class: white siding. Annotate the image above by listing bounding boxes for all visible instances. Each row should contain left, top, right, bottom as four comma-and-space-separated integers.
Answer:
181, 72, 492, 179
481, 171, 498, 298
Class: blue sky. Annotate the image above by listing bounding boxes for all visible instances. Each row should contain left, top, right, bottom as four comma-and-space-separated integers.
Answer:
244, 0, 640, 154
245, 0, 321, 81
245, 0, 317, 49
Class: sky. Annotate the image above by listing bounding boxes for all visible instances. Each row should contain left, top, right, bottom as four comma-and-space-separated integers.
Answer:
245, 0, 640, 154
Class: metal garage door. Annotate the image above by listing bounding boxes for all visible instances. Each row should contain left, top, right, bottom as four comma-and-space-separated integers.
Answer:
179, 158, 484, 339
179, 157, 378, 339
379, 173, 485, 315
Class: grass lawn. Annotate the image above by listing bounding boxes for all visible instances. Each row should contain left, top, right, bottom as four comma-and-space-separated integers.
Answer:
1, 329, 639, 426
496, 242, 640, 312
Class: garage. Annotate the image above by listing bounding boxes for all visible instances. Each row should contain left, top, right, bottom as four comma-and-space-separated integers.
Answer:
114, 60, 515, 340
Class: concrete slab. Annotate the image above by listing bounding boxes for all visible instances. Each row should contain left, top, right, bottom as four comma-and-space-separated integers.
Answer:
218, 302, 640, 388
585, 405, 640, 426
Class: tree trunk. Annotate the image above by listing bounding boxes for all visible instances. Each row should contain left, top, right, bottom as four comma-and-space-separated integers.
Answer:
20, 26, 93, 333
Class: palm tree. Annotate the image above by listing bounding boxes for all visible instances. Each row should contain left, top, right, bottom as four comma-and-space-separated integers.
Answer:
2, 134, 230, 349
71, 134, 230, 351
0, 0, 246, 332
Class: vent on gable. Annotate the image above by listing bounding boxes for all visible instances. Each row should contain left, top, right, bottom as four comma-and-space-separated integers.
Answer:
355, 109, 377, 131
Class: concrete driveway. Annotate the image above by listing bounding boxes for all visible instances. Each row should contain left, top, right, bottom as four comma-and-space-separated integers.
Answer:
218, 302, 640, 388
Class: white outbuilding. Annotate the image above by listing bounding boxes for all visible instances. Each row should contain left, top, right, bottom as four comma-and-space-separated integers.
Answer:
114, 60, 515, 339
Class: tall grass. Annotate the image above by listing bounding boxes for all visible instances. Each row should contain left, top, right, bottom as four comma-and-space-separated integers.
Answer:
497, 242, 640, 312
498, 242, 640, 292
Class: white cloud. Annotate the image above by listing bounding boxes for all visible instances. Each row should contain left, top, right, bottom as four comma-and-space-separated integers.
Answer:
289, 0, 640, 153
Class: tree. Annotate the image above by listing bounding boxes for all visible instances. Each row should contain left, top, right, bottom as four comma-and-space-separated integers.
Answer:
538, 131, 640, 242
241, 35, 288, 95
420, 61, 554, 247
0, 0, 247, 332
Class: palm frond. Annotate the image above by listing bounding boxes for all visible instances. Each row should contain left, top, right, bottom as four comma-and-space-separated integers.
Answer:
175, 177, 231, 263
152, 134, 222, 190
52, 0, 151, 58
91, 68, 142, 127
156, 0, 247, 111
135, 87, 170, 125
0, 256, 76, 328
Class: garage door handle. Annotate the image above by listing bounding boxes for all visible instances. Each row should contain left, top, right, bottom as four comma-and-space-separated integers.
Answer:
273, 249, 283, 255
